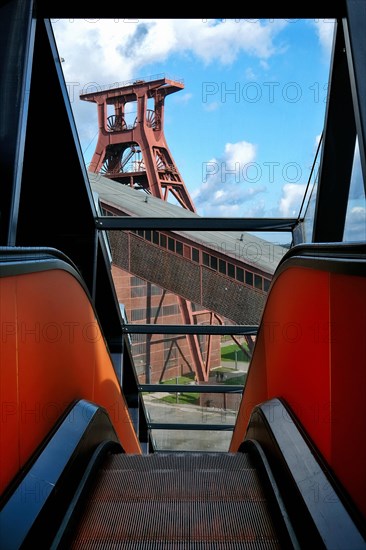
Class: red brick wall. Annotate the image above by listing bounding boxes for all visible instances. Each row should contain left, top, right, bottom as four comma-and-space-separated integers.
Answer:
111, 265, 222, 383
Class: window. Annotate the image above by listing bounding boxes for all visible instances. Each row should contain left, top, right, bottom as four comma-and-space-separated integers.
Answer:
160, 234, 167, 248
210, 256, 218, 270
228, 263, 235, 278
254, 274, 262, 290
131, 308, 146, 321
219, 259, 226, 274
151, 285, 163, 295
203, 253, 210, 266
192, 248, 199, 262
176, 241, 183, 255
131, 334, 146, 343
245, 271, 253, 286
130, 276, 145, 286
132, 342, 147, 355
168, 237, 175, 252
131, 286, 146, 298
162, 304, 180, 316
236, 267, 244, 282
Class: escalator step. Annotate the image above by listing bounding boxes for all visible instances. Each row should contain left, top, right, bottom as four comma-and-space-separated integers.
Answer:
69, 453, 283, 548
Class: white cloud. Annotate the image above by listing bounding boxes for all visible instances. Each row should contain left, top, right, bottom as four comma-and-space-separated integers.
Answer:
245, 67, 257, 80
169, 19, 288, 65
224, 141, 257, 169
344, 206, 366, 241
349, 139, 364, 199
259, 59, 270, 71
203, 101, 220, 112
52, 18, 288, 161
312, 19, 335, 59
192, 140, 266, 215
173, 92, 193, 104
279, 183, 307, 217
53, 19, 287, 87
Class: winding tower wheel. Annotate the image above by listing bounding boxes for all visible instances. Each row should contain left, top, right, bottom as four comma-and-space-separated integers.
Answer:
107, 114, 127, 132
100, 144, 124, 175
146, 109, 159, 130
101, 144, 143, 176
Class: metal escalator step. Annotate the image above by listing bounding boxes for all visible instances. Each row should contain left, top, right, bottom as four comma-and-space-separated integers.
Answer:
69, 452, 283, 549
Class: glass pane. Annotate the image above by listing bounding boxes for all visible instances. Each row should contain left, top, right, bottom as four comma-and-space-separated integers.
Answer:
140, 331, 252, 452
227, 263, 235, 278
160, 234, 167, 248
219, 259, 226, 274
51, 18, 333, 453
343, 138, 366, 242
132, 332, 254, 384
53, 20, 331, 222
108, 230, 287, 339
144, 392, 241, 425
192, 248, 199, 262
300, 138, 323, 243
254, 274, 262, 290
151, 429, 234, 452
168, 237, 175, 251
210, 255, 218, 270
245, 271, 253, 285
236, 267, 244, 282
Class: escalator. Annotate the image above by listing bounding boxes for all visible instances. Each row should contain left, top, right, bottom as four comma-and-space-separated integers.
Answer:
1, 393, 365, 550
58, 451, 295, 549
0, 398, 299, 549
2, 396, 365, 549
1, 246, 366, 549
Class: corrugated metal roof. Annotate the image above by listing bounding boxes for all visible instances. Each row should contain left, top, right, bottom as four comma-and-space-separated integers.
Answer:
89, 172, 287, 275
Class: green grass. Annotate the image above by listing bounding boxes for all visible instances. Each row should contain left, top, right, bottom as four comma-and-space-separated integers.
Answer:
158, 373, 199, 404
161, 373, 196, 385
160, 393, 200, 405
221, 344, 250, 362
223, 374, 246, 385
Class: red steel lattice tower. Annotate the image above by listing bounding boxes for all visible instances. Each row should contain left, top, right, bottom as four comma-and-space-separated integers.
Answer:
80, 76, 196, 211
81, 76, 219, 381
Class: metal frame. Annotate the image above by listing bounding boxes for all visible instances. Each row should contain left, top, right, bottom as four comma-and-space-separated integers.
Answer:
141, 384, 243, 393
344, 0, 366, 193
312, 19, 357, 242
122, 324, 258, 335
313, 1, 366, 241
96, 217, 298, 231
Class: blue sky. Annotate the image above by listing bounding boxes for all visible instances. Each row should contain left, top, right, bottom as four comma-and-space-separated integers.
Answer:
52, 18, 343, 224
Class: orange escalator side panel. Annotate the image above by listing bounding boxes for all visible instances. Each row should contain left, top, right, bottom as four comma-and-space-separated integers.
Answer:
0, 270, 141, 496
264, 267, 331, 459
329, 273, 366, 519
0, 278, 19, 492
230, 266, 366, 521
231, 267, 331, 458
